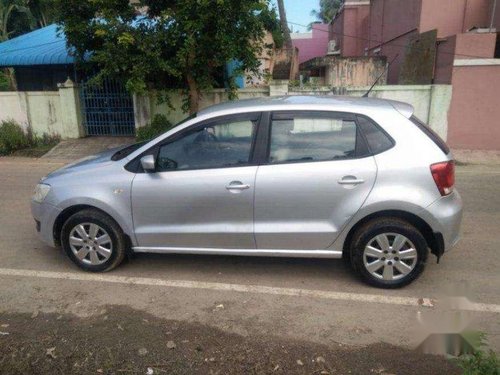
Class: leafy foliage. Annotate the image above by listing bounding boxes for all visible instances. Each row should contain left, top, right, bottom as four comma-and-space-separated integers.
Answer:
136, 114, 173, 142
310, 0, 343, 24
56, 0, 281, 113
0, 119, 60, 155
456, 334, 500, 375
0, 0, 30, 41
0, 69, 9, 90
0, 119, 29, 154
26, 0, 57, 28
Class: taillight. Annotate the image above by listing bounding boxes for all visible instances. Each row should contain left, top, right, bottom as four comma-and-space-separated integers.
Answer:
430, 161, 455, 196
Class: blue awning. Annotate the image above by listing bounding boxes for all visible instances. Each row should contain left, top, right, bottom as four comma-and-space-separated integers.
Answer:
0, 24, 74, 67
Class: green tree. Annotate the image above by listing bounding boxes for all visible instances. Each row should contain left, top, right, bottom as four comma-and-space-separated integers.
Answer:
27, 0, 57, 28
56, 0, 281, 114
1, 0, 32, 90
310, 0, 343, 24
0, 0, 30, 41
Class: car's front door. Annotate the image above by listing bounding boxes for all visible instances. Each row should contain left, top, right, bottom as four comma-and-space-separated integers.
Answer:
254, 111, 377, 250
131, 113, 260, 250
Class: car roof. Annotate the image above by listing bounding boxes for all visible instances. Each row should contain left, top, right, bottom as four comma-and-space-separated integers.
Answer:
197, 95, 415, 119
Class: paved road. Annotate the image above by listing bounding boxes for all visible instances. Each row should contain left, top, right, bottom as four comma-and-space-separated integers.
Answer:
0, 157, 499, 353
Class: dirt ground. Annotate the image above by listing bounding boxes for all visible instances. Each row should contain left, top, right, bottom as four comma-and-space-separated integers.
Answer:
0, 306, 460, 375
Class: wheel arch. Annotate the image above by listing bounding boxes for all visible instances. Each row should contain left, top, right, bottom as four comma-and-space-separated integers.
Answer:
342, 210, 443, 259
53, 204, 133, 251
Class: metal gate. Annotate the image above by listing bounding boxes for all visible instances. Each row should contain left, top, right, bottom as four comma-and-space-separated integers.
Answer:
80, 79, 135, 136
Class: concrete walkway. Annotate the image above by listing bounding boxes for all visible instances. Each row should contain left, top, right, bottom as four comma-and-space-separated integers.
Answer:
453, 149, 500, 165
42, 136, 135, 161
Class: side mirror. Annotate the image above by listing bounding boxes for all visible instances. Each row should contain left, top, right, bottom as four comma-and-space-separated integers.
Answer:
140, 154, 156, 173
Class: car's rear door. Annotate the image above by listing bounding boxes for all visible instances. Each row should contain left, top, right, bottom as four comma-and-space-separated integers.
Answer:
254, 111, 377, 250
131, 113, 261, 250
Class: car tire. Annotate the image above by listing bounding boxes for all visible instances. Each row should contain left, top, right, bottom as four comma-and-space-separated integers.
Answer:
350, 217, 428, 288
61, 209, 127, 272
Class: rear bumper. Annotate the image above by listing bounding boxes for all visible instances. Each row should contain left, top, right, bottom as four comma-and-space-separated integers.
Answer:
421, 190, 463, 253
31, 200, 61, 248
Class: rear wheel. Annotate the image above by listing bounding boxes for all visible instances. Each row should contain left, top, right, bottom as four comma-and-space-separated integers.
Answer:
61, 209, 127, 272
350, 218, 428, 288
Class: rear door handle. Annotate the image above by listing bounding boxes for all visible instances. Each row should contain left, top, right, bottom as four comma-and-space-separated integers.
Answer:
338, 177, 365, 185
226, 182, 250, 190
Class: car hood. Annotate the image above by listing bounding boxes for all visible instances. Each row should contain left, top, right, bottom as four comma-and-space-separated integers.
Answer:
42, 146, 126, 181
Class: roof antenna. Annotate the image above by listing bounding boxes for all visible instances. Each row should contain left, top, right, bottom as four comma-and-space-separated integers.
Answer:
363, 54, 399, 98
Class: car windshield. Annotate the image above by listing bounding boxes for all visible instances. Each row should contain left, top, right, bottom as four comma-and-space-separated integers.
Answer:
111, 141, 149, 161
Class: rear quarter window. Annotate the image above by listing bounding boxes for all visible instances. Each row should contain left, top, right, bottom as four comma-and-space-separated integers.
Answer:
356, 116, 394, 154
410, 116, 450, 155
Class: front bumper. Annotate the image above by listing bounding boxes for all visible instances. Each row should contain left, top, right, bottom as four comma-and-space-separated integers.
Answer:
421, 190, 463, 253
31, 199, 62, 248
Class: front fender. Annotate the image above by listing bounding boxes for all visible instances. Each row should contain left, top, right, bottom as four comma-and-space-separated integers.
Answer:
56, 196, 136, 246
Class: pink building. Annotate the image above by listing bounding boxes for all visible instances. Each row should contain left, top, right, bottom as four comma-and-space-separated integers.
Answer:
364, 0, 500, 151
291, 23, 330, 64
329, 0, 371, 57
367, 0, 499, 83
328, 0, 500, 151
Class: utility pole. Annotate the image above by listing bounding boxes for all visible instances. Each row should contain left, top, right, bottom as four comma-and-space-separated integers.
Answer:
491, 0, 498, 32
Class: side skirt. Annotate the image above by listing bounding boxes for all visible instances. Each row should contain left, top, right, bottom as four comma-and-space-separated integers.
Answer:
132, 247, 343, 259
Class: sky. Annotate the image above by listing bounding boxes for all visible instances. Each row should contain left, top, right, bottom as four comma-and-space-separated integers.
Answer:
271, 0, 320, 33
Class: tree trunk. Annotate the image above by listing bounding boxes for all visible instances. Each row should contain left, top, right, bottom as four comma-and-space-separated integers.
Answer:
186, 73, 199, 114
185, 49, 201, 114
277, 0, 293, 49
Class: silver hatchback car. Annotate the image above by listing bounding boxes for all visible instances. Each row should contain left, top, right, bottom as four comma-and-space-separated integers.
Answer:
32, 96, 462, 288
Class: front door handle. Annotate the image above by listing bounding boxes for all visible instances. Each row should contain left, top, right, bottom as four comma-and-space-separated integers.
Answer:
338, 176, 365, 185
226, 181, 250, 190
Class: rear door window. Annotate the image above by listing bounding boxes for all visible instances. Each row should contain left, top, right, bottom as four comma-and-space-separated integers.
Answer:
410, 116, 450, 154
268, 112, 367, 164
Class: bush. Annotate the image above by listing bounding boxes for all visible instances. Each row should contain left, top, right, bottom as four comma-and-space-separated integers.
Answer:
456, 333, 500, 375
0, 119, 61, 156
0, 71, 10, 91
136, 114, 173, 142
0, 120, 30, 155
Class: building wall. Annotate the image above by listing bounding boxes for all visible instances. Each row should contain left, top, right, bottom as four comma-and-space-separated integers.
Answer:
367, 0, 422, 83
292, 24, 330, 64
324, 57, 387, 87
0, 82, 83, 139
454, 32, 497, 59
463, 0, 496, 30
434, 36, 457, 84
369, 0, 497, 83
447, 62, 500, 150
435, 32, 496, 84
369, 0, 421, 47
0, 92, 29, 127
329, 2, 371, 57
420, 0, 492, 38
342, 4, 371, 56
140, 83, 451, 141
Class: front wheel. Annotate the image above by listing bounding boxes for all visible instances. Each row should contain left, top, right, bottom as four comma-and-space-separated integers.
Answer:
350, 218, 428, 288
61, 209, 127, 272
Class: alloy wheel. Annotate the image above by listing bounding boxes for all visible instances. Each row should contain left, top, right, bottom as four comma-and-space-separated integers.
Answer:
69, 223, 113, 266
363, 233, 418, 281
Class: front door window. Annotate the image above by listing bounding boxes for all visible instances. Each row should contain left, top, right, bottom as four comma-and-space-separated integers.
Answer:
157, 119, 257, 172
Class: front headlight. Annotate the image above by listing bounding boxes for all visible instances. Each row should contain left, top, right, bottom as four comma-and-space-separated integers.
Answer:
33, 183, 51, 203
